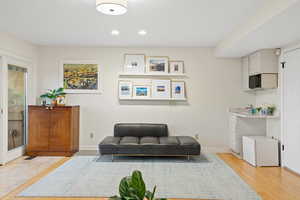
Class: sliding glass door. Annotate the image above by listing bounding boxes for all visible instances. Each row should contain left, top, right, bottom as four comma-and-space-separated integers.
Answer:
0, 56, 28, 165
7, 65, 27, 151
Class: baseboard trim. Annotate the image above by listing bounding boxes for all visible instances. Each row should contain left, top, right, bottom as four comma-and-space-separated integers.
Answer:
80, 145, 98, 151
80, 145, 230, 153
202, 146, 231, 153
284, 166, 300, 177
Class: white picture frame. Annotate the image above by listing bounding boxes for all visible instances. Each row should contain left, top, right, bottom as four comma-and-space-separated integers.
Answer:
146, 56, 169, 74
172, 81, 186, 99
169, 61, 184, 74
59, 60, 101, 94
123, 54, 146, 73
119, 80, 132, 99
152, 80, 171, 99
133, 85, 151, 99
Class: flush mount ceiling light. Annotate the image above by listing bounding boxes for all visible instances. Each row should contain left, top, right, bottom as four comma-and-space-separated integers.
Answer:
111, 30, 120, 35
96, 0, 128, 15
138, 30, 147, 35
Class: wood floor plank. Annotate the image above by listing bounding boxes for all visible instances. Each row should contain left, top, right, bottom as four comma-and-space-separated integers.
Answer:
218, 153, 300, 200
4, 153, 300, 200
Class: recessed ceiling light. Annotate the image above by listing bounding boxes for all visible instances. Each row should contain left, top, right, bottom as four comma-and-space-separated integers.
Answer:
138, 30, 147, 36
111, 30, 120, 35
96, 0, 128, 16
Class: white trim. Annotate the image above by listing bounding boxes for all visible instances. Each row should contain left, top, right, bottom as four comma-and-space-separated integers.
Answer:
59, 60, 103, 94
6, 146, 25, 163
0, 56, 5, 164
280, 51, 286, 167
201, 146, 231, 154
80, 145, 99, 151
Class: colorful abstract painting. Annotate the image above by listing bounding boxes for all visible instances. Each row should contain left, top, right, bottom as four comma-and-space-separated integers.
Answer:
63, 63, 99, 93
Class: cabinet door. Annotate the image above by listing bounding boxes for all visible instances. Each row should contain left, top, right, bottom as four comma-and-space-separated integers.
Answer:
249, 52, 261, 75
242, 137, 256, 166
49, 108, 71, 152
242, 57, 250, 91
28, 107, 50, 151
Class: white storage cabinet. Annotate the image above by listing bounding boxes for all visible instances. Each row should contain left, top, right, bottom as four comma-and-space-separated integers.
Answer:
243, 136, 279, 167
248, 49, 278, 75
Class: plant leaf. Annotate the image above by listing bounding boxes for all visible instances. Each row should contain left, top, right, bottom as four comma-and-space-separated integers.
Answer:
130, 170, 146, 200
151, 186, 156, 200
119, 177, 131, 198
56, 87, 64, 93
145, 191, 153, 200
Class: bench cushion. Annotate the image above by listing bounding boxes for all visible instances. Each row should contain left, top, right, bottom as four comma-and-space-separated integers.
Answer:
114, 123, 168, 137
99, 135, 200, 156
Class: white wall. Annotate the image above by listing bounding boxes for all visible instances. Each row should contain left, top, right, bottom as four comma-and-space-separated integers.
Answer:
255, 90, 281, 139
36, 47, 255, 151
0, 32, 38, 104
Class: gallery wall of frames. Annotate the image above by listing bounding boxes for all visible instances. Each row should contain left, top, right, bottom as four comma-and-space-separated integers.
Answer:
118, 54, 187, 101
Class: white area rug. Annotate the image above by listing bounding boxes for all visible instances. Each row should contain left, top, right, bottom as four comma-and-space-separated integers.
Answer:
19, 154, 261, 200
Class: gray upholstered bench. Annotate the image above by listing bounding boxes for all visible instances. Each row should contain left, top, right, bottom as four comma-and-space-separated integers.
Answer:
98, 123, 201, 159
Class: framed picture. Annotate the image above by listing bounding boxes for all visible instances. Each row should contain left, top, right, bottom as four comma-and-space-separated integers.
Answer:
170, 61, 184, 74
123, 54, 146, 73
172, 81, 186, 99
60, 61, 101, 94
152, 80, 171, 99
146, 56, 169, 74
133, 85, 151, 99
119, 80, 132, 99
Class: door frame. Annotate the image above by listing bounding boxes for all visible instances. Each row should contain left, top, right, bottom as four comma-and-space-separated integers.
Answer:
280, 43, 300, 168
0, 56, 5, 164
0, 55, 30, 165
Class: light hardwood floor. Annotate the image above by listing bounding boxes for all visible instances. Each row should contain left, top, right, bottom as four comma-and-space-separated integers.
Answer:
2, 153, 300, 200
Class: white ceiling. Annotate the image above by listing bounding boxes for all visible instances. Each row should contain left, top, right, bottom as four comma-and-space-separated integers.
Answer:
0, 0, 262, 47
215, 0, 300, 57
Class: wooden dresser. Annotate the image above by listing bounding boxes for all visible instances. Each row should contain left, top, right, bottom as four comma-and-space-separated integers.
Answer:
27, 105, 80, 156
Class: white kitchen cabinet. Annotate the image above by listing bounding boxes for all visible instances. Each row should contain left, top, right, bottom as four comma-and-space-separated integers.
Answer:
248, 49, 278, 75
261, 73, 278, 89
229, 113, 266, 157
243, 136, 279, 167
242, 56, 250, 91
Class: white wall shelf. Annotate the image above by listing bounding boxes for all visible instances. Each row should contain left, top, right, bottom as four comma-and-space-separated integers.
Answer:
119, 98, 187, 101
118, 72, 188, 78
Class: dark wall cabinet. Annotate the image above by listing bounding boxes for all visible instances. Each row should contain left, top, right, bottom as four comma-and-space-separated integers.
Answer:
27, 106, 80, 156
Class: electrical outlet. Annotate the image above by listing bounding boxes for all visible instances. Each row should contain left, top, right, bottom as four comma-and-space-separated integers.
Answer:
90, 132, 94, 139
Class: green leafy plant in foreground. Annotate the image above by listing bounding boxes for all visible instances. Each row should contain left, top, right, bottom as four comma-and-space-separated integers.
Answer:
110, 170, 167, 200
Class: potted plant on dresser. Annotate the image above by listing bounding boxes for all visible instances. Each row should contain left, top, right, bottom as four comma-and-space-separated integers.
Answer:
40, 87, 66, 106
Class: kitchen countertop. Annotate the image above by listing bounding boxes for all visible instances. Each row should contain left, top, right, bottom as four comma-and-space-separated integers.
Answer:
229, 108, 280, 119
